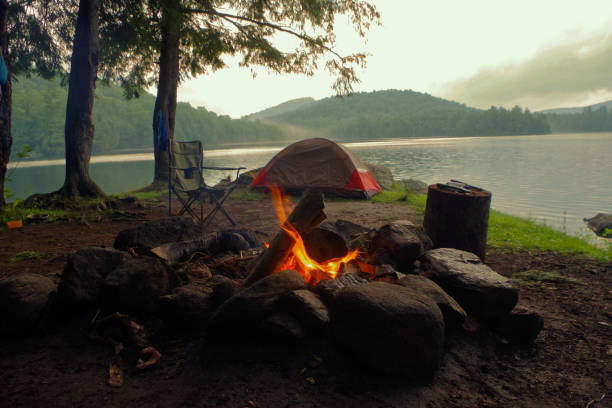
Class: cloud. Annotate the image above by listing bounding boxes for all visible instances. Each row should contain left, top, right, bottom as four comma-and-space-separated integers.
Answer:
442, 31, 612, 110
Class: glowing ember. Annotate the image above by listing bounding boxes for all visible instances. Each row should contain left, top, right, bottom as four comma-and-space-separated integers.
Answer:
268, 185, 359, 284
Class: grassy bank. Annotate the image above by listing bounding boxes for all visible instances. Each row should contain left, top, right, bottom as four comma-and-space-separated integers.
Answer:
373, 186, 612, 263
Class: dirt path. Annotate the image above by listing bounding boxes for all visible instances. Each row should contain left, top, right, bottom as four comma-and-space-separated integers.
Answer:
0, 197, 610, 407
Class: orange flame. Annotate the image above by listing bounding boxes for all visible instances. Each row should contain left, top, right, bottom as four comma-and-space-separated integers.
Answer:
268, 185, 359, 284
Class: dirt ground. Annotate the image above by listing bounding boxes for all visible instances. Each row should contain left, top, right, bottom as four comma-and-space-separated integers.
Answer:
0, 196, 610, 408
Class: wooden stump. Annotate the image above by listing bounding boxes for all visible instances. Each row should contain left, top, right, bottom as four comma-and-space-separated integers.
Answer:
423, 184, 491, 261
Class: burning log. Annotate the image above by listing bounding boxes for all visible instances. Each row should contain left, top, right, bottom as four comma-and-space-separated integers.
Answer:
302, 221, 350, 263
244, 189, 326, 286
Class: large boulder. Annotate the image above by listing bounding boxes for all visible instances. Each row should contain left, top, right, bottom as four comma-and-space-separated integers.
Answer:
420, 248, 518, 320
114, 217, 202, 254
584, 213, 612, 238
99, 257, 171, 314
280, 289, 330, 330
393, 274, 467, 331
159, 276, 238, 326
209, 269, 307, 334
0, 273, 56, 336
331, 282, 445, 379
57, 247, 129, 305
261, 311, 306, 340
369, 220, 433, 273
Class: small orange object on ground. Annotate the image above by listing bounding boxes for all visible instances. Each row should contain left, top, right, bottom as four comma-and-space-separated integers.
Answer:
7, 220, 23, 229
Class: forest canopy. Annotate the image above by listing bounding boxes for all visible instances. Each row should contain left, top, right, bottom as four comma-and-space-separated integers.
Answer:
11, 79, 567, 160
12, 76, 285, 159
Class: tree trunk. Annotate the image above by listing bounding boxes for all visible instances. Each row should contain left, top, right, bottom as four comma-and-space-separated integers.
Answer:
61, 0, 104, 198
423, 184, 492, 261
0, 0, 10, 211
152, 4, 180, 183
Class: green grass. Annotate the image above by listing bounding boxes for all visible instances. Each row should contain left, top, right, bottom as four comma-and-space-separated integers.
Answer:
9, 250, 49, 263
372, 184, 427, 215
488, 210, 612, 262
512, 269, 583, 286
114, 190, 165, 202
0, 205, 67, 228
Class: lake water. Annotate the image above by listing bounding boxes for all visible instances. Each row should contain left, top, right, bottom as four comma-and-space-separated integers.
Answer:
6, 133, 612, 236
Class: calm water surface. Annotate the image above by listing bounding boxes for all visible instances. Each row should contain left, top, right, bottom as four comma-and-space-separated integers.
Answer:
7, 133, 611, 236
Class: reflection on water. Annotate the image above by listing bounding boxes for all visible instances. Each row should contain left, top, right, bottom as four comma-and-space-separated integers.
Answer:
7, 133, 612, 236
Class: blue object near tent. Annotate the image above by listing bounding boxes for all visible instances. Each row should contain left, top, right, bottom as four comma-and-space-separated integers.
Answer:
157, 109, 169, 151
0, 54, 7, 85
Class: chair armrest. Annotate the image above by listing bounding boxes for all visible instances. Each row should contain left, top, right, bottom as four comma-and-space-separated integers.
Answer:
202, 166, 246, 171
202, 166, 247, 181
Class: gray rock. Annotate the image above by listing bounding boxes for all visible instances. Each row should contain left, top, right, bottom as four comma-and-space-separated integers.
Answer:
160, 283, 213, 324
393, 274, 467, 331
401, 179, 428, 195
114, 217, 202, 254
100, 257, 171, 314
584, 213, 612, 238
261, 311, 306, 340
280, 289, 330, 330
159, 276, 238, 326
57, 247, 128, 305
219, 230, 252, 252
369, 220, 432, 273
374, 264, 407, 281
420, 248, 518, 320
331, 282, 445, 379
209, 269, 307, 333
489, 307, 544, 343
365, 162, 394, 190
316, 273, 368, 301
333, 219, 372, 240
0, 273, 56, 335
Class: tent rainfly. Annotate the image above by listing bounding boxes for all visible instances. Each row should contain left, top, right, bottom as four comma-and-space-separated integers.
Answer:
251, 138, 382, 199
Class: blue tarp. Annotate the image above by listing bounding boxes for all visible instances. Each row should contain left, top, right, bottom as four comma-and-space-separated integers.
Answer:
157, 109, 169, 151
0, 54, 7, 85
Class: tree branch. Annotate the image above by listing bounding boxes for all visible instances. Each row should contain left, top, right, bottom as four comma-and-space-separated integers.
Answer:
183, 8, 343, 60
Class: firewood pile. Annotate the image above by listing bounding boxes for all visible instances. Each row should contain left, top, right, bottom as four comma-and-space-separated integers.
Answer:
0, 189, 543, 384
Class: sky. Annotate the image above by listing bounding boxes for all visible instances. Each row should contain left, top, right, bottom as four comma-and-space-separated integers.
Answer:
176, 0, 612, 118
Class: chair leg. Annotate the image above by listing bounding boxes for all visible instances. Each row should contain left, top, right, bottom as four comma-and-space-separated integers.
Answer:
202, 188, 237, 227
177, 195, 196, 216
174, 192, 202, 221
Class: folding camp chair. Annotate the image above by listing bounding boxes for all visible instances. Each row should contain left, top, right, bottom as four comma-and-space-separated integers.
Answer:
169, 141, 245, 228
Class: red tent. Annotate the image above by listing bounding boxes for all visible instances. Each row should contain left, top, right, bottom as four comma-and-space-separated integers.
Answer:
251, 138, 382, 199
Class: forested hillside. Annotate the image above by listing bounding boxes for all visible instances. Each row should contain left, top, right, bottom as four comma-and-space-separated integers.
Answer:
13, 79, 556, 161
12, 76, 285, 159
244, 97, 315, 121
248, 90, 551, 139
540, 99, 612, 115
545, 105, 612, 133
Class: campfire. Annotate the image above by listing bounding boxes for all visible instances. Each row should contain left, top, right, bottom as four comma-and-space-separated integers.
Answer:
267, 185, 360, 284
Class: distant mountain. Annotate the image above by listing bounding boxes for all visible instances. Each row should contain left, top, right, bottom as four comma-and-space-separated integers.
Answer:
542, 99, 612, 133
12, 76, 286, 159
244, 97, 315, 121
246, 89, 550, 139
539, 99, 612, 115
